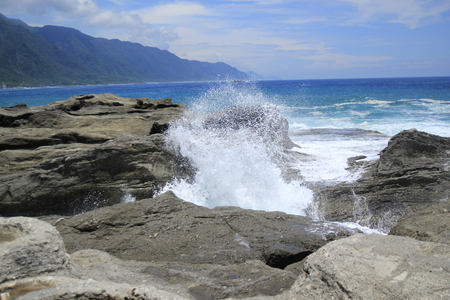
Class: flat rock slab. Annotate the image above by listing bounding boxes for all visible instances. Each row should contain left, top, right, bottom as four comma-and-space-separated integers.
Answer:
55, 191, 358, 267
280, 234, 450, 300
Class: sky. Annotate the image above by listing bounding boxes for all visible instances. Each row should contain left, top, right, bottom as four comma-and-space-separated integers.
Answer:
1, 0, 450, 80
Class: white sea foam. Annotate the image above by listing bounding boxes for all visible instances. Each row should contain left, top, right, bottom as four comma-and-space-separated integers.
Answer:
289, 131, 389, 184
158, 82, 313, 216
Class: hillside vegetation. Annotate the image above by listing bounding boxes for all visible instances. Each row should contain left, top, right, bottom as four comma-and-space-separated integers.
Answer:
0, 14, 249, 87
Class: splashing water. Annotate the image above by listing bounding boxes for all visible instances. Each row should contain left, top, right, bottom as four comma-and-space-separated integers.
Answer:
158, 81, 313, 215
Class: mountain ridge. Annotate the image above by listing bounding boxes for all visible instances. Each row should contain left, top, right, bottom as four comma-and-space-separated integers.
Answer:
0, 14, 250, 87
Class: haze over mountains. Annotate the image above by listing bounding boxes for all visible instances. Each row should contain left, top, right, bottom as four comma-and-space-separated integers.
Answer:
0, 13, 252, 87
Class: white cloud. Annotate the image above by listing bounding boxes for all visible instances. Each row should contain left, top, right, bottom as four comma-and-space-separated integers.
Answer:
0, 0, 178, 49
135, 2, 213, 25
342, 0, 450, 28
0, 0, 100, 17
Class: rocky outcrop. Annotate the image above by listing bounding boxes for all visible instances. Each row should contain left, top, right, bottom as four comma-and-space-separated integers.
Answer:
55, 191, 357, 266
389, 200, 450, 245
203, 105, 296, 150
311, 129, 450, 232
3, 218, 450, 300
3, 94, 450, 299
0, 94, 191, 216
0, 217, 192, 300
0, 211, 350, 300
0, 217, 70, 284
277, 234, 450, 300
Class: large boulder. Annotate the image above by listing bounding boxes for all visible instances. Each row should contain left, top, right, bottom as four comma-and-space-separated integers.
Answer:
0, 215, 319, 300
311, 129, 450, 232
0, 94, 190, 216
0, 217, 71, 284
278, 234, 450, 300
55, 191, 357, 266
203, 105, 296, 149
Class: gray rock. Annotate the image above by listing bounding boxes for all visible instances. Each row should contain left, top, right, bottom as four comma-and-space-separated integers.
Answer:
0, 216, 303, 300
278, 234, 450, 300
0, 94, 190, 216
311, 129, 450, 232
0, 217, 71, 284
389, 200, 450, 245
55, 191, 357, 266
203, 105, 296, 149
3, 276, 190, 300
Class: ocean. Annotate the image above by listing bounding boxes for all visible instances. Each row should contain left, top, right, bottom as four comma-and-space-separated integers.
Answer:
2, 77, 450, 230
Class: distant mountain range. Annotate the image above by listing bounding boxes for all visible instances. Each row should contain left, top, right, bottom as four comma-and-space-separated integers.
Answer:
0, 13, 254, 87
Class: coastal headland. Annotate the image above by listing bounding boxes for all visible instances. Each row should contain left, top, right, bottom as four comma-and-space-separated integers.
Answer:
1, 94, 449, 299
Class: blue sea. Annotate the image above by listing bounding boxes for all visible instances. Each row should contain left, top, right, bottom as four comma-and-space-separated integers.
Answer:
2, 77, 450, 231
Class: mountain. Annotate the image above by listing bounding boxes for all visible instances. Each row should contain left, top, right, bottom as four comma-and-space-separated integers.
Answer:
0, 14, 249, 87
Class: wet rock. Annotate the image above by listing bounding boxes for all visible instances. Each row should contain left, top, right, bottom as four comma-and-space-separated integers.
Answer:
0, 94, 189, 216
277, 234, 450, 300
203, 105, 296, 150
311, 129, 450, 232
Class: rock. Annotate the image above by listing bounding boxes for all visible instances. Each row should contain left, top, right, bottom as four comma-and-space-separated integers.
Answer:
69, 250, 296, 300
203, 105, 296, 149
311, 129, 450, 232
389, 200, 450, 245
0, 94, 190, 216
0, 217, 71, 284
1, 216, 309, 300
55, 191, 357, 267
4, 277, 188, 300
278, 234, 450, 300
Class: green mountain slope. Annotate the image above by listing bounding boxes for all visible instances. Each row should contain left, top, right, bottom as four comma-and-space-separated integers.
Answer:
0, 14, 249, 87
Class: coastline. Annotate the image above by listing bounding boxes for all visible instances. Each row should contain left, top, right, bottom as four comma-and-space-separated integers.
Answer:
1, 93, 449, 299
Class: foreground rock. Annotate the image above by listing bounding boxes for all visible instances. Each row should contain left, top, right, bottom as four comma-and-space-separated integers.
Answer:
0, 217, 191, 299
3, 217, 450, 300
312, 129, 450, 232
277, 234, 450, 300
0, 94, 190, 216
55, 191, 355, 266
0, 211, 348, 300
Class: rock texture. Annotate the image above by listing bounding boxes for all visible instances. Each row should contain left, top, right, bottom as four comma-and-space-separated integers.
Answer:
278, 234, 450, 300
0, 94, 191, 216
312, 129, 450, 232
389, 200, 450, 245
3, 95, 450, 299
55, 191, 356, 266
0, 217, 70, 284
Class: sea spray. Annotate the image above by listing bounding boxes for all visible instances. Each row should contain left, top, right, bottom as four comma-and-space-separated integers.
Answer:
158, 82, 313, 215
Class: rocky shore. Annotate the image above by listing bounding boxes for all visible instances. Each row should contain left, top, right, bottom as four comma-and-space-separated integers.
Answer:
1, 94, 449, 299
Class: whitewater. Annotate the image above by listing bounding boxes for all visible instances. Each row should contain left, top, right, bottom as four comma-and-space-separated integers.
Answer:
2, 77, 450, 231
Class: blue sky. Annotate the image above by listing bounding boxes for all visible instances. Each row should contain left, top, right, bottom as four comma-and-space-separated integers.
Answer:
1, 0, 450, 79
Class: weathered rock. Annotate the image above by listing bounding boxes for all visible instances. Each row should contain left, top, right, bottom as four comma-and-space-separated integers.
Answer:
278, 234, 450, 300
0, 217, 71, 284
55, 191, 357, 266
203, 105, 296, 149
389, 200, 450, 245
1, 275, 190, 300
0, 94, 190, 216
0, 216, 303, 299
69, 249, 296, 300
311, 129, 450, 232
